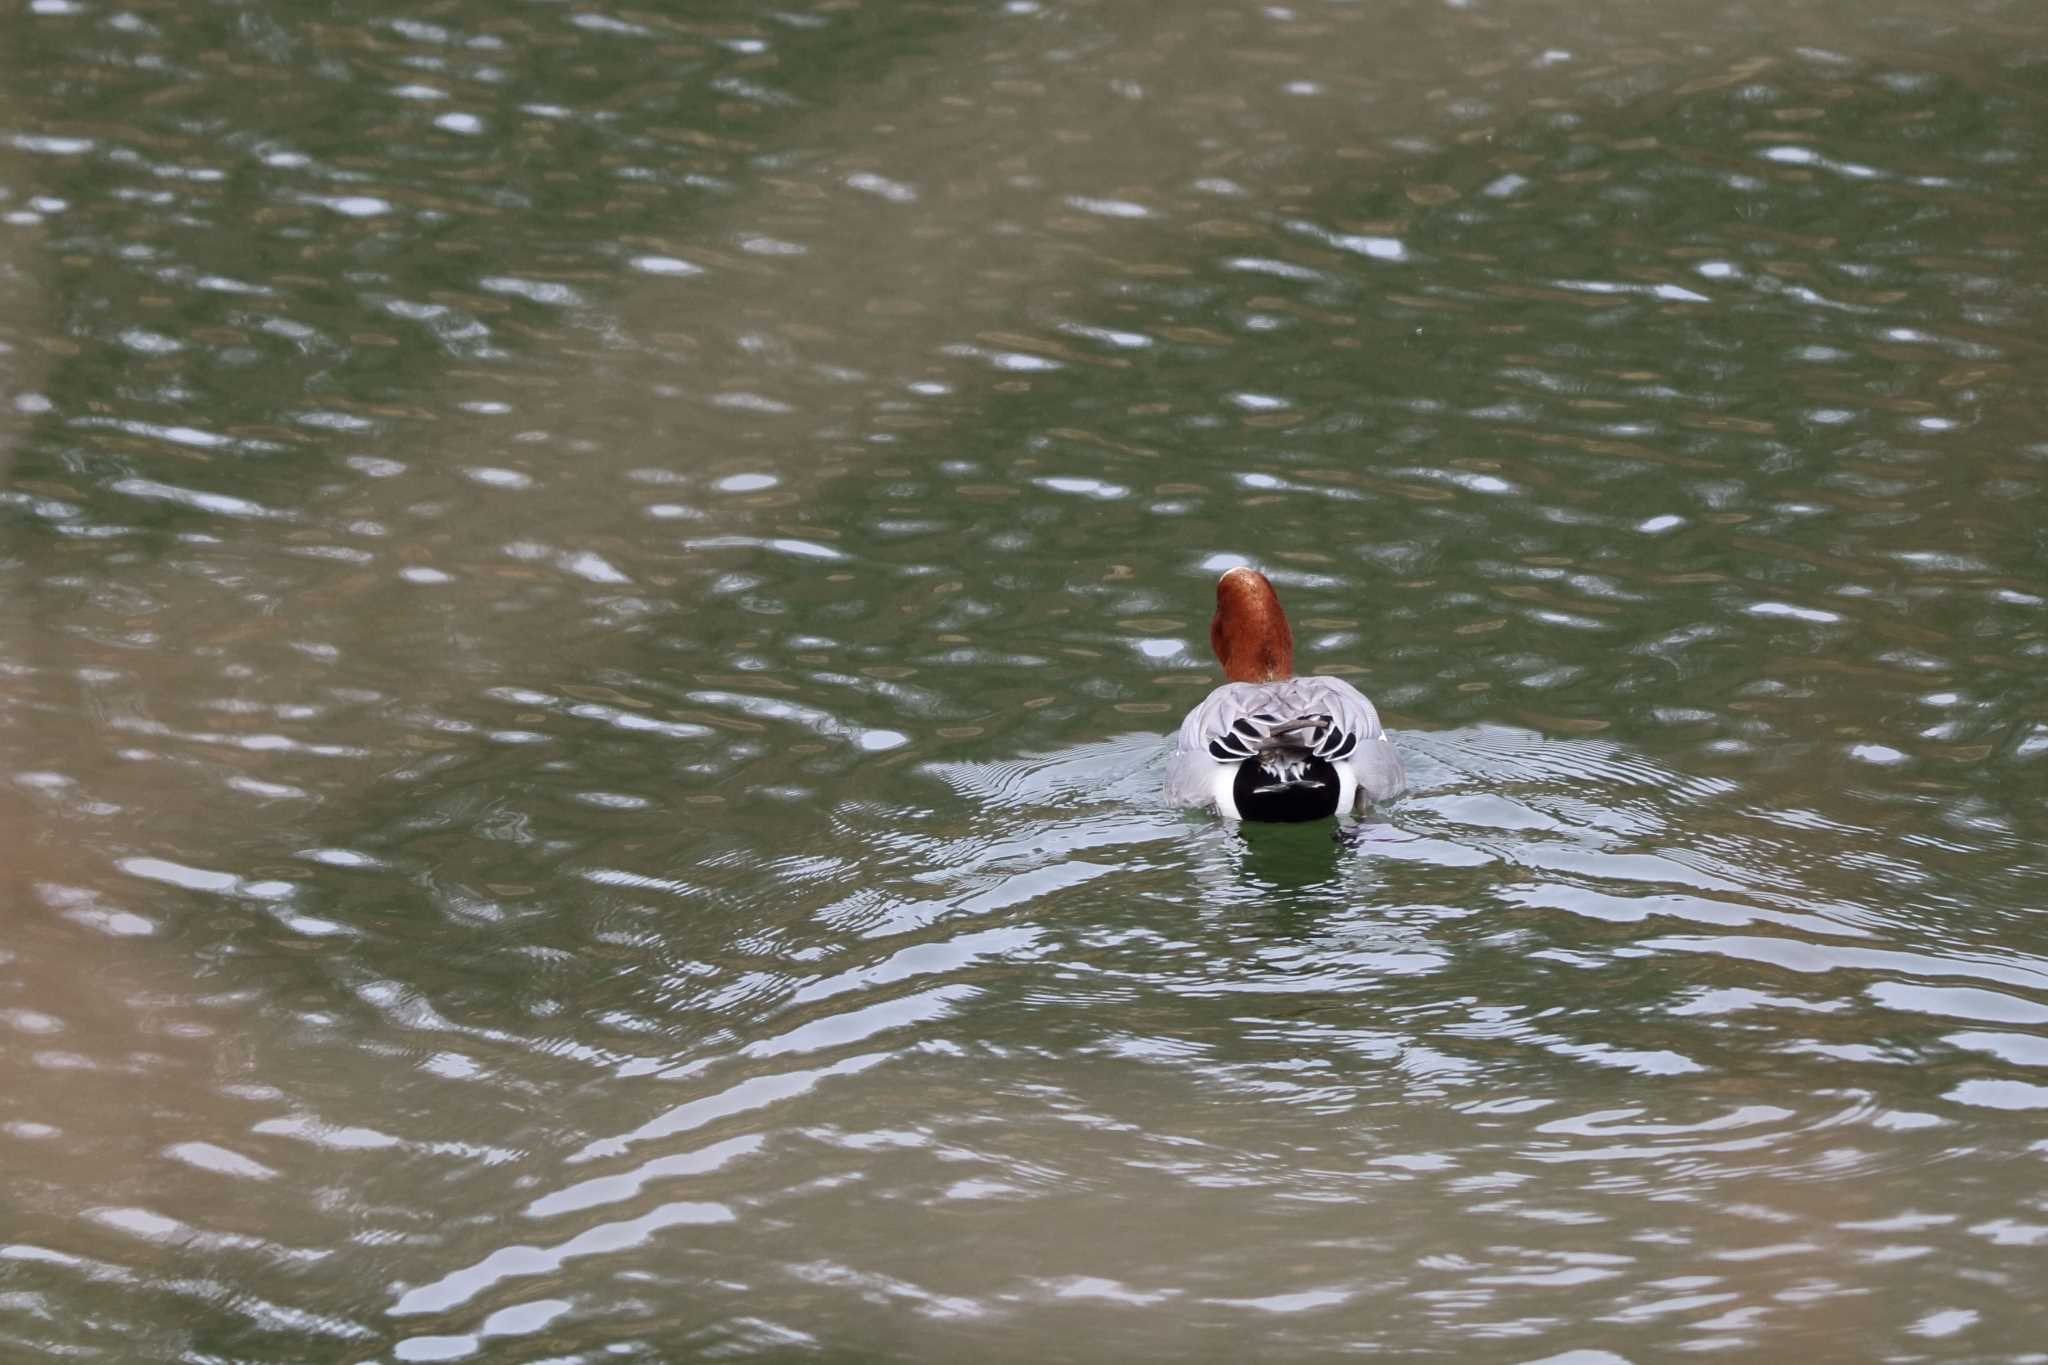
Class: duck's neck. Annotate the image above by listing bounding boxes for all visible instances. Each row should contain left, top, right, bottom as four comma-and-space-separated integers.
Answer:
1212, 568, 1294, 683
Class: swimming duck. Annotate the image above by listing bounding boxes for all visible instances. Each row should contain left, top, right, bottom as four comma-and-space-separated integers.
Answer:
1166, 566, 1406, 822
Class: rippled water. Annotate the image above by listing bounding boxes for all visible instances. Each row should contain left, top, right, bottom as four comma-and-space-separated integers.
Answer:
4, 0, 2047, 1358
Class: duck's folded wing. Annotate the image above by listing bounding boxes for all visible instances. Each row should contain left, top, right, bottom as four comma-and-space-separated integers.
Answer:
1291, 676, 1387, 743
1169, 677, 1404, 808
1174, 679, 1370, 761
1167, 683, 1274, 808
1297, 676, 1406, 802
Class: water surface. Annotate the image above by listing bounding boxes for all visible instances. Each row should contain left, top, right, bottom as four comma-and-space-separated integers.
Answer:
2, 0, 2046, 1359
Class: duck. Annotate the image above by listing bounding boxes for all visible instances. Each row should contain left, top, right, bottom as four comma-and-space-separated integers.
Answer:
1165, 566, 1406, 822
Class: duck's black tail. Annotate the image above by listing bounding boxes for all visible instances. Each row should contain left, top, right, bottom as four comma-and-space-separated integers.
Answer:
1233, 745, 1341, 823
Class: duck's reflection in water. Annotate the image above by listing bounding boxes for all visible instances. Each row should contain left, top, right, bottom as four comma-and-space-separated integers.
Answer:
1221, 820, 1348, 901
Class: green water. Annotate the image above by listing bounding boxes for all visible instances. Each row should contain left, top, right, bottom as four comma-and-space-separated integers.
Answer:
2, 0, 2046, 1359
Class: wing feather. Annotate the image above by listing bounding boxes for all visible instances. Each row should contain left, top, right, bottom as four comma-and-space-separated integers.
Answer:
1175, 676, 1387, 762
1169, 675, 1403, 810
